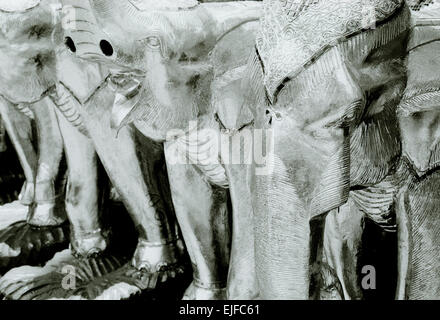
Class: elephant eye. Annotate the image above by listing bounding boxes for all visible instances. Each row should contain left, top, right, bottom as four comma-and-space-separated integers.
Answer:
146, 36, 161, 49
141, 35, 168, 58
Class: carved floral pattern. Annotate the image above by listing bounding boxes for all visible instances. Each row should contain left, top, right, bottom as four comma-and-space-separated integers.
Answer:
256, 0, 404, 98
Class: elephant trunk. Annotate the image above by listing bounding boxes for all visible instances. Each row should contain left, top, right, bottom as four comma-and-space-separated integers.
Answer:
251, 49, 363, 299
49, 84, 89, 137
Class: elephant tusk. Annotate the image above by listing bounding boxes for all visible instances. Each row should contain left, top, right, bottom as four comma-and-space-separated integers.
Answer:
110, 75, 143, 132
110, 99, 136, 131
110, 91, 143, 139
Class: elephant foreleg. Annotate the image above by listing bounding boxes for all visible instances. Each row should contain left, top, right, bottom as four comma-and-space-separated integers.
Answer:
322, 202, 364, 300
164, 143, 231, 300
27, 98, 65, 226
0, 96, 37, 205
0, 97, 69, 274
82, 88, 182, 281
55, 108, 106, 256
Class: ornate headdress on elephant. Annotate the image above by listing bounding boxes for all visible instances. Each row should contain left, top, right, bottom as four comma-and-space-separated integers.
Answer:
250, 0, 410, 191
256, 0, 407, 102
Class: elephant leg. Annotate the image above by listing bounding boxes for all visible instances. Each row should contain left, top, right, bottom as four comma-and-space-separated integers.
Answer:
396, 166, 440, 300
55, 109, 106, 256
0, 96, 37, 205
0, 98, 69, 275
224, 162, 258, 300
164, 142, 231, 300
28, 98, 65, 226
322, 200, 364, 300
82, 89, 182, 283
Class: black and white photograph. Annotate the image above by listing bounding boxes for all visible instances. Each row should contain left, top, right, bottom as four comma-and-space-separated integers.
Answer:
0, 0, 439, 309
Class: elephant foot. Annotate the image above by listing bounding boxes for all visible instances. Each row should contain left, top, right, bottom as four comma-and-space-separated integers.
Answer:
0, 220, 69, 275
18, 182, 34, 206
0, 249, 131, 300
182, 281, 227, 300
27, 203, 66, 227
312, 261, 344, 300
71, 228, 109, 258
27, 180, 66, 227
69, 239, 190, 300
0, 250, 188, 300
128, 239, 187, 290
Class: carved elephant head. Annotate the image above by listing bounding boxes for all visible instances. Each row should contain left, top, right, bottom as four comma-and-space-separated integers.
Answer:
60, 0, 262, 300
61, 0, 261, 141
248, 0, 411, 299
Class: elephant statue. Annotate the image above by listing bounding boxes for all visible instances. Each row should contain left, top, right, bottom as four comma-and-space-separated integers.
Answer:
4, 0, 439, 302
0, 0, 69, 273
0, 0, 186, 300
394, 0, 440, 300
318, 0, 440, 301
246, 0, 411, 299
59, 0, 262, 300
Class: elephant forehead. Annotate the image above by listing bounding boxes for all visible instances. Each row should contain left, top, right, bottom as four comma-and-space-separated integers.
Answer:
87, 0, 215, 53
0, 55, 56, 104
63, 0, 190, 69
89, 0, 182, 41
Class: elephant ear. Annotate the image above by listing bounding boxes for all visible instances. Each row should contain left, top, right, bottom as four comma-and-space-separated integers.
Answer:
350, 89, 403, 187
399, 2, 440, 117
0, 0, 40, 12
